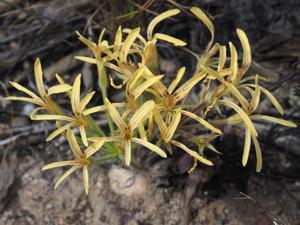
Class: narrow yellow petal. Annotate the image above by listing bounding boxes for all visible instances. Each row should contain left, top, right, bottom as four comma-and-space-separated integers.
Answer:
236, 28, 252, 74
83, 103, 126, 115
251, 133, 262, 172
34, 58, 47, 98
182, 110, 222, 134
42, 160, 78, 170
170, 140, 213, 166
9, 81, 41, 100
72, 74, 81, 113
124, 140, 131, 166
153, 33, 186, 46
228, 42, 238, 82
29, 107, 44, 120
55, 73, 66, 85
225, 82, 250, 111
143, 66, 168, 96
165, 109, 181, 143
5, 96, 43, 106
114, 26, 123, 56
83, 165, 89, 195
105, 99, 127, 130
48, 84, 72, 95
120, 27, 140, 63
142, 39, 157, 66
147, 9, 180, 39
247, 84, 284, 115
218, 45, 227, 71
168, 67, 185, 94
129, 100, 155, 131
132, 138, 167, 158
221, 99, 258, 136
123, 28, 147, 45
74, 56, 97, 64
83, 105, 106, 115
202, 66, 249, 110
67, 129, 83, 159
84, 139, 105, 158
54, 165, 81, 190
47, 122, 75, 141
153, 108, 168, 137
190, 7, 214, 48
242, 128, 251, 166
132, 75, 164, 99
79, 126, 88, 147
31, 114, 76, 122
128, 66, 146, 90
138, 123, 147, 141
76, 31, 97, 53
240, 75, 269, 84
249, 76, 260, 112
78, 92, 95, 112
250, 115, 297, 127
174, 71, 206, 101
98, 28, 106, 46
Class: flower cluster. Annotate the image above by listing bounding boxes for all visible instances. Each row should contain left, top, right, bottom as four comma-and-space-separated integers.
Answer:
6, 7, 296, 194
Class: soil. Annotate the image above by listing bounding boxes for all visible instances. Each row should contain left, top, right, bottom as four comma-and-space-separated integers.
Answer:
0, 149, 299, 225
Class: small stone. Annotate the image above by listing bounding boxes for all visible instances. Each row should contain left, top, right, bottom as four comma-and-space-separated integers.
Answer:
108, 166, 149, 198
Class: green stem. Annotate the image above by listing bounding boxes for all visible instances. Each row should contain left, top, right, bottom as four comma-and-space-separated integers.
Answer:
92, 153, 119, 165
96, 59, 115, 136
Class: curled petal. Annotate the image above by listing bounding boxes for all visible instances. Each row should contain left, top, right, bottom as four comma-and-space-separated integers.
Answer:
147, 9, 180, 40
190, 7, 214, 49
237, 28, 252, 74
153, 33, 186, 46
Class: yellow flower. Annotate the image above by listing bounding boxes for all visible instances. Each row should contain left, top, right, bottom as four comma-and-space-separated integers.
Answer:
153, 107, 214, 166
31, 74, 95, 146
6, 58, 72, 115
105, 99, 167, 166
42, 129, 105, 195
220, 98, 297, 172
125, 66, 163, 111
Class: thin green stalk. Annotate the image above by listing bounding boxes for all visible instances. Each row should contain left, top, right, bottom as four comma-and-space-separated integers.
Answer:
96, 59, 115, 135
92, 153, 119, 165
